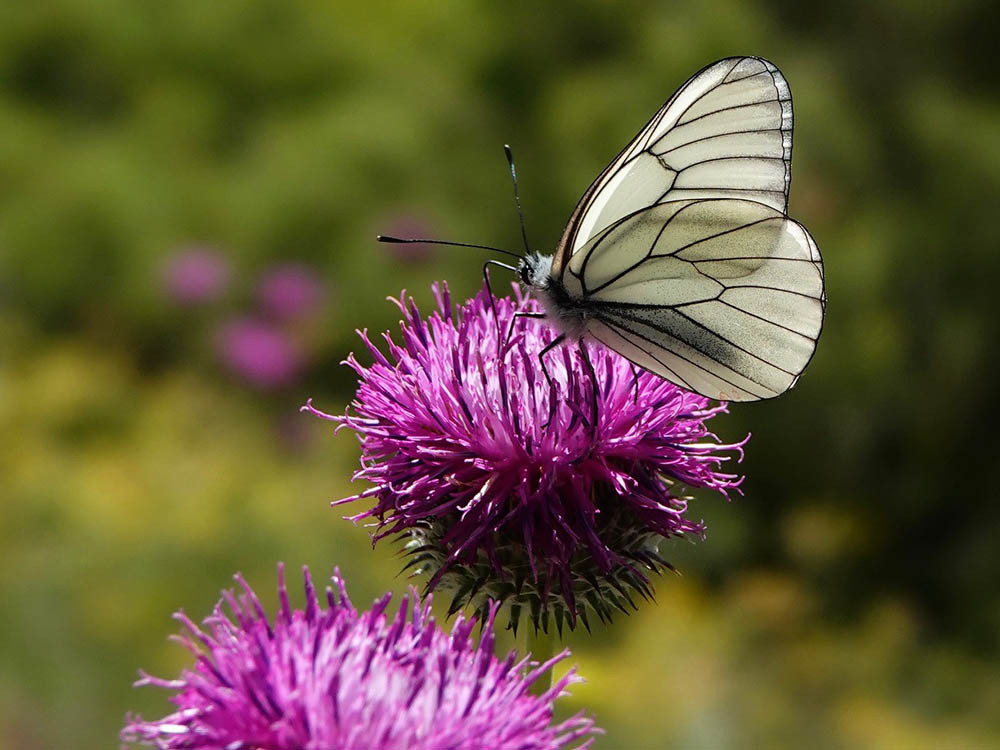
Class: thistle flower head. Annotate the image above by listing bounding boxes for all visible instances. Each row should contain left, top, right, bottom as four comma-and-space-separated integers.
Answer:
161, 247, 230, 306
308, 283, 746, 631
257, 263, 327, 321
216, 317, 303, 389
123, 565, 597, 749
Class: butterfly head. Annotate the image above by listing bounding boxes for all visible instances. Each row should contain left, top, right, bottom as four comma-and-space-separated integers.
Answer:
517, 251, 553, 291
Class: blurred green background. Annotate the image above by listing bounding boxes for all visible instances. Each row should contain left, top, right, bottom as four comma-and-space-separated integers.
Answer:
2, 0, 999, 747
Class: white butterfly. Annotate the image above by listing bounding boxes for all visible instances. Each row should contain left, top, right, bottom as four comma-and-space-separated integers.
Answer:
518, 56, 825, 402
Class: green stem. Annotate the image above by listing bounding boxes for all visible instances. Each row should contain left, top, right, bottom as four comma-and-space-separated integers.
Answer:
526, 627, 555, 696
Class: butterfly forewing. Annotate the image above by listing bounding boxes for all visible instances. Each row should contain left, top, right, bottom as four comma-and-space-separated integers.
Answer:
554, 56, 794, 275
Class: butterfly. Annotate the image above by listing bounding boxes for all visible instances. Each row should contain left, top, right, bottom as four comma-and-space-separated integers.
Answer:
382, 57, 825, 402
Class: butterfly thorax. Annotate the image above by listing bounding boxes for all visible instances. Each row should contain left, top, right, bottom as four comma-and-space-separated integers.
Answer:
519, 251, 589, 339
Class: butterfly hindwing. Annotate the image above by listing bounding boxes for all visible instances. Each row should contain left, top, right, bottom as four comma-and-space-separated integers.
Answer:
573, 199, 824, 401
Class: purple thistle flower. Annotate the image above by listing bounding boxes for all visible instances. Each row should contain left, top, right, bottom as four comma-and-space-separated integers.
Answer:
161, 248, 230, 306
256, 263, 327, 321
215, 317, 303, 389
122, 565, 598, 749
306, 283, 746, 631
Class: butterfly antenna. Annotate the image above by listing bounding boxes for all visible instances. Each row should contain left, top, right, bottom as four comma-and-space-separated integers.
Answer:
376, 235, 521, 261
503, 144, 531, 255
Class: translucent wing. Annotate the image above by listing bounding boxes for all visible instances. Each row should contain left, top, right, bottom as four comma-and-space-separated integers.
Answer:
571, 199, 824, 401
554, 57, 793, 274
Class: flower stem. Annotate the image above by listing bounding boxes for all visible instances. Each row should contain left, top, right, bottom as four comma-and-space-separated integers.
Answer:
526, 627, 555, 696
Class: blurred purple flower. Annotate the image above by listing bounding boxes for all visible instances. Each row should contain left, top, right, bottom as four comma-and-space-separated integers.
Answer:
306, 283, 746, 630
161, 248, 230, 306
379, 215, 437, 263
256, 263, 327, 321
216, 317, 302, 389
122, 565, 599, 749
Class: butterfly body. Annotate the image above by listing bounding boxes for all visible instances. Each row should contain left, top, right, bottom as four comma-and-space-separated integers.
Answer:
519, 56, 825, 402
519, 251, 592, 339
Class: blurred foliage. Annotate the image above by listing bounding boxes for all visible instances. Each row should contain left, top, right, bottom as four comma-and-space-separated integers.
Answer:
1, 0, 999, 747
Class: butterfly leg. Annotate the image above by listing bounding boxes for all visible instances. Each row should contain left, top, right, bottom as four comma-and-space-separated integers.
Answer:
506, 310, 545, 355
577, 339, 600, 429
482, 260, 518, 346
536, 333, 567, 429
629, 364, 642, 405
